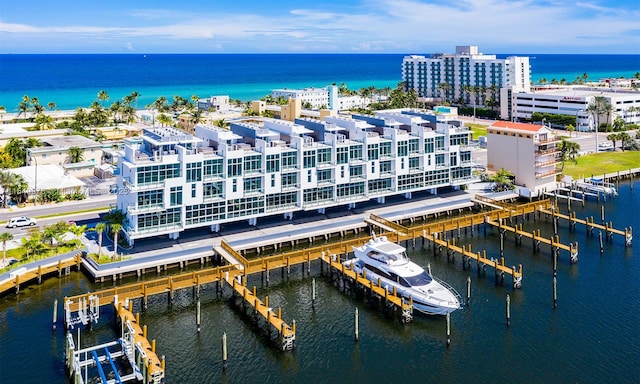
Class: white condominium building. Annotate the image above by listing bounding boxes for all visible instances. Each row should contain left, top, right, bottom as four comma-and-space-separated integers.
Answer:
115, 111, 477, 245
402, 45, 531, 108
271, 88, 329, 109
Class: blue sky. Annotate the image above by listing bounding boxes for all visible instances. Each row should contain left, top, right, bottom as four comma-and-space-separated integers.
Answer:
1, 0, 638, 54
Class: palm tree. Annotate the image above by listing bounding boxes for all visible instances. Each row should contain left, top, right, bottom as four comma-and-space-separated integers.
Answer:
94, 222, 107, 258
607, 133, 620, 150
153, 96, 168, 112
618, 132, 632, 151
157, 114, 173, 127
489, 168, 514, 192
565, 124, 575, 138
47, 102, 56, 111
0, 232, 13, 267
586, 96, 612, 152
111, 223, 122, 260
558, 139, 580, 171
437, 82, 451, 105
34, 113, 55, 130
70, 224, 86, 248
68, 146, 84, 163
97, 90, 109, 107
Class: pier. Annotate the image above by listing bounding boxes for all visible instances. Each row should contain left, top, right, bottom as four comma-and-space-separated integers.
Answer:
538, 207, 632, 246
0, 251, 82, 295
65, 299, 165, 384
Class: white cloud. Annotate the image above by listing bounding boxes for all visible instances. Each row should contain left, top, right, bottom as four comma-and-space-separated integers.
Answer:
0, 0, 638, 53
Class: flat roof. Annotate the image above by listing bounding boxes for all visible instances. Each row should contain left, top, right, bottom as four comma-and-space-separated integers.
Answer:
490, 121, 546, 133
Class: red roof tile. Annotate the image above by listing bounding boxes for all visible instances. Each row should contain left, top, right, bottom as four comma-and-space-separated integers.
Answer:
490, 121, 545, 132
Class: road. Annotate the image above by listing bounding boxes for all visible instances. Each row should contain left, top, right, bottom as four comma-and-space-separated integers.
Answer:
2, 195, 115, 241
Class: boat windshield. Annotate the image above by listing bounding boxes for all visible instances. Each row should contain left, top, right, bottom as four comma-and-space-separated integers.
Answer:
402, 271, 433, 287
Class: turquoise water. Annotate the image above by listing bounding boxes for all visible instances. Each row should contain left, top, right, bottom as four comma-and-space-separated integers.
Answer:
0, 54, 638, 112
1, 182, 638, 383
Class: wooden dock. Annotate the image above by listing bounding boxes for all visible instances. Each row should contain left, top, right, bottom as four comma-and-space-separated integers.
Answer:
538, 207, 632, 246
484, 216, 579, 263
0, 252, 82, 296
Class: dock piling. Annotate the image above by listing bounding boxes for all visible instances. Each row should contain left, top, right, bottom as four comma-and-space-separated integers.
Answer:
599, 232, 604, 254
196, 299, 201, 333
506, 294, 511, 328
466, 277, 471, 306
553, 277, 558, 309
222, 332, 228, 370
312, 278, 316, 309
446, 312, 451, 347
52, 299, 58, 331
354, 307, 359, 342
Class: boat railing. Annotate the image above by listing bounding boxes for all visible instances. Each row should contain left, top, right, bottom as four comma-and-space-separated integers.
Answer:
431, 275, 464, 307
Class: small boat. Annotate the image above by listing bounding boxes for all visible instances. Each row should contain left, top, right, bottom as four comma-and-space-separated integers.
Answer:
346, 234, 461, 315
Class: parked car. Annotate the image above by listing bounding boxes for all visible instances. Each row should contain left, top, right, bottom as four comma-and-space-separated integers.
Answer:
6, 216, 37, 228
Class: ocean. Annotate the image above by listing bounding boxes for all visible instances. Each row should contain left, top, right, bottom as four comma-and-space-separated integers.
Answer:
0, 54, 638, 112
0, 182, 638, 383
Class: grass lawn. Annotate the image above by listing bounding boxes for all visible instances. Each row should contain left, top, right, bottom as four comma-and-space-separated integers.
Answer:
464, 123, 488, 140
562, 151, 640, 179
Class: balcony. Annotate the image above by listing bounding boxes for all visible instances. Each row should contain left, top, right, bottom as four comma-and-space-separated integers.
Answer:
122, 177, 165, 191
535, 168, 561, 179
127, 203, 165, 215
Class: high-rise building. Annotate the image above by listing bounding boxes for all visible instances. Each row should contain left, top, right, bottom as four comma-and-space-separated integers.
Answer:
402, 45, 530, 111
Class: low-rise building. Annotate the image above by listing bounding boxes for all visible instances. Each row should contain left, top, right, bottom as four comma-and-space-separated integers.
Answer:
115, 110, 478, 245
487, 121, 560, 196
26, 135, 106, 178
507, 86, 640, 129
197, 96, 230, 112
271, 88, 329, 109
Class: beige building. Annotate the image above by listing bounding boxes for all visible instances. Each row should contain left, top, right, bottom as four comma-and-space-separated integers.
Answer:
487, 121, 560, 196
26, 135, 107, 178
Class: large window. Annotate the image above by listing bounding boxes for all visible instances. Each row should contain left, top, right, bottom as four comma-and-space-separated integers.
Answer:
227, 158, 242, 177
266, 192, 297, 211
409, 157, 421, 170
266, 154, 280, 173
435, 136, 445, 151
203, 159, 223, 179
303, 150, 316, 168
397, 141, 408, 157
136, 163, 180, 185
244, 177, 263, 194
303, 187, 334, 205
349, 145, 363, 161
336, 182, 365, 199
137, 189, 163, 207
244, 154, 262, 174
137, 208, 181, 231
349, 165, 363, 178
424, 138, 434, 153
282, 172, 298, 189
282, 151, 298, 169
336, 147, 349, 164
185, 202, 226, 225
408, 138, 420, 154
227, 196, 265, 218
368, 178, 392, 194
317, 169, 332, 183
367, 143, 379, 160
203, 182, 223, 199
317, 147, 332, 165
170, 186, 182, 206
380, 142, 392, 158
186, 162, 202, 182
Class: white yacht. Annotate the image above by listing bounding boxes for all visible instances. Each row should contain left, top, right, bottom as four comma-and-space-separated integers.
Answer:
346, 235, 461, 315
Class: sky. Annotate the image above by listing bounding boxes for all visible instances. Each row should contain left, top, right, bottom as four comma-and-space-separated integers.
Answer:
0, 0, 639, 54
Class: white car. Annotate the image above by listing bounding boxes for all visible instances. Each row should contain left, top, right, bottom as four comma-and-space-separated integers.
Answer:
598, 142, 613, 150
6, 216, 37, 228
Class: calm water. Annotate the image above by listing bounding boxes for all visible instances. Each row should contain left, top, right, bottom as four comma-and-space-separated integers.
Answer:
0, 54, 638, 112
1, 181, 638, 383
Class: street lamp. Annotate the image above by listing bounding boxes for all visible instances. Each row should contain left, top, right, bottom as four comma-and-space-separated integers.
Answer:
30, 156, 37, 206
